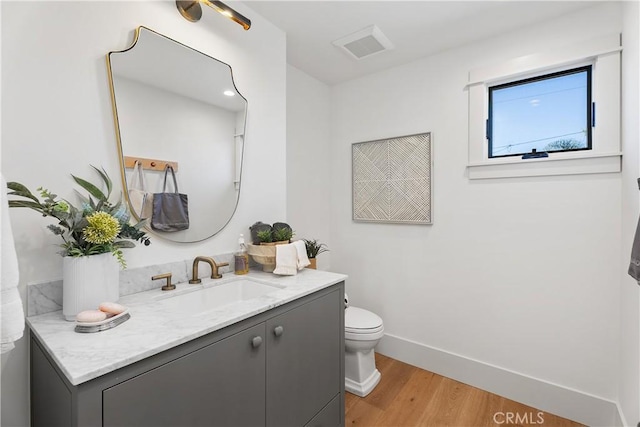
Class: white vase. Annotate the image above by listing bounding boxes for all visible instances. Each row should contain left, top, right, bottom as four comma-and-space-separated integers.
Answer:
62, 253, 120, 321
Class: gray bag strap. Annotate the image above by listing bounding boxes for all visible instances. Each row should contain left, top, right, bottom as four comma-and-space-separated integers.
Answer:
162, 165, 179, 194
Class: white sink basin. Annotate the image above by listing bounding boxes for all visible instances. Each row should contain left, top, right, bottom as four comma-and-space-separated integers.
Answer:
155, 278, 283, 313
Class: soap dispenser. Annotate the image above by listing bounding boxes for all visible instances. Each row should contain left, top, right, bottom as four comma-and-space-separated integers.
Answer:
234, 234, 249, 275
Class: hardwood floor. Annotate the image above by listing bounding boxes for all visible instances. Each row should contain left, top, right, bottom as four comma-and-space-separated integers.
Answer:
345, 353, 583, 427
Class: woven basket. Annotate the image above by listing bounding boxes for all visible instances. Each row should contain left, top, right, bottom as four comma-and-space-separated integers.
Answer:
247, 244, 277, 272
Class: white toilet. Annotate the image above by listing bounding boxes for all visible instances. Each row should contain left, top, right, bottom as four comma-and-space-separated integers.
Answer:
344, 305, 384, 397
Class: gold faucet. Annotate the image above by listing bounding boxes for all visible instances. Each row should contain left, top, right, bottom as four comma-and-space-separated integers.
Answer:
152, 272, 175, 291
189, 256, 229, 283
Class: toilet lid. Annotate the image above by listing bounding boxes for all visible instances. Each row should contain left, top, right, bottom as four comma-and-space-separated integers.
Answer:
345, 306, 383, 330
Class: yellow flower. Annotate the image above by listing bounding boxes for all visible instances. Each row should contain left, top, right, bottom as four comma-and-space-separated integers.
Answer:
83, 212, 120, 244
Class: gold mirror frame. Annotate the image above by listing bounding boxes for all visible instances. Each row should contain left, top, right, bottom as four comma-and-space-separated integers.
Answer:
106, 27, 247, 243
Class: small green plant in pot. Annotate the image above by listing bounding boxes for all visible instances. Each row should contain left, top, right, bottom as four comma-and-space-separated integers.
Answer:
250, 221, 272, 244
272, 226, 294, 243
302, 239, 328, 269
256, 229, 274, 244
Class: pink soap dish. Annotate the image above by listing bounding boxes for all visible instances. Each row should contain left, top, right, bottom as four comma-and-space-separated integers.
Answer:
75, 309, 130, 333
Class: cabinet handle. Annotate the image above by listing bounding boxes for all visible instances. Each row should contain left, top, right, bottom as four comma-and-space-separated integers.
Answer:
273, 326, 284, 337
251, 336, 263, 348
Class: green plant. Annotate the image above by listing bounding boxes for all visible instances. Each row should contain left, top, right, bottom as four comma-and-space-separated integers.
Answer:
250, 221, 272, 244
7, 166, 150, 268
256, 229, 274, 243
272, 227, 294, 242
302, 239, 329, 258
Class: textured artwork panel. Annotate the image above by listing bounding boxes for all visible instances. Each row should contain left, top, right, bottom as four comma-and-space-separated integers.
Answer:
353, 181, 388, 220
353, 141, 387, 182
389, 179, 431, 223
352, 133, 432, 224
387, 137, 427, 181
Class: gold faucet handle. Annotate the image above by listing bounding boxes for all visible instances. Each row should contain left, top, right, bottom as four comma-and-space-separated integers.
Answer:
212, 262, 229, 279
152, 272, 176, 291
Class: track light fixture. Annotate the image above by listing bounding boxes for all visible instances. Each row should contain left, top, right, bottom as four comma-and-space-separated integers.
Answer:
176, 1, 251, 31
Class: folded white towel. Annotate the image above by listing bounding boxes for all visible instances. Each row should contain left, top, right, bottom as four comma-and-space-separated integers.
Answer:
292, 240, 310, 270
273, 244, 298, 276
1, 175, 25, 354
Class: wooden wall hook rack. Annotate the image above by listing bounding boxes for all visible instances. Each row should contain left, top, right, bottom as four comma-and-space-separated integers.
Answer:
124, 156, 178, 172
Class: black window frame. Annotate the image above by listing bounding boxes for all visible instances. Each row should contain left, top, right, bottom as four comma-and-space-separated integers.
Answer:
487, 65, 593, 159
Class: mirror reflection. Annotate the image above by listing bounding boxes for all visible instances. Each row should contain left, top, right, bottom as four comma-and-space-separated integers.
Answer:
108, 26, 247, 242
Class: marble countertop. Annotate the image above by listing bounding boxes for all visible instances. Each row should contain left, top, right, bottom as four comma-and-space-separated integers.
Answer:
27, 268, 347, 386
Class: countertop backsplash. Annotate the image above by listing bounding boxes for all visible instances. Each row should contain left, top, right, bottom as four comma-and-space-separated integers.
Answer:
27, 252, 234, 317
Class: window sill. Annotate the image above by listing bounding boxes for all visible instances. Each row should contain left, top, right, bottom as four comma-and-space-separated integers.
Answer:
466, 152, 621, 179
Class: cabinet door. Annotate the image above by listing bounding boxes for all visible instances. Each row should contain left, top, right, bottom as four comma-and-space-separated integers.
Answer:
31, 337, 73, 427
305, 395, 340, 427
103, 323, 266, 427
266, 291, 341, 427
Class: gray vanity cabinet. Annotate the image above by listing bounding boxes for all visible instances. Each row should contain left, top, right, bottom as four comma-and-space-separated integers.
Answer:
102, 323, 266, 427
30, 283, 344, 427
266, 289, 341, 427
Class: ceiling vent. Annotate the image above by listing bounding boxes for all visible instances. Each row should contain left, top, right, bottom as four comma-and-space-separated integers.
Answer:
332, 25, 394, 60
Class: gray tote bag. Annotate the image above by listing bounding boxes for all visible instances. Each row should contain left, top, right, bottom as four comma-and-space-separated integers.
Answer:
151, 165, 189, 232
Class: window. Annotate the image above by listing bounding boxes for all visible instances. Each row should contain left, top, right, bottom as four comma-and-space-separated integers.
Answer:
466, 34, 621, 179
487, 66, 592, 158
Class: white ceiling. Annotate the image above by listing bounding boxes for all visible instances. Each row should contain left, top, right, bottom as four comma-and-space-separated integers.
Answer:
243, 1, 606, 85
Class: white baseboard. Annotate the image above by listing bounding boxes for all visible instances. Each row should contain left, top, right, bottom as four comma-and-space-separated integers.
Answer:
616, 401, 630, 427
376, 333, 622, 427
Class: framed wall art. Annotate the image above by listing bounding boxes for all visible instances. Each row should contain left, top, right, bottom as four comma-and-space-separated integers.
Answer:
352, 132, 432, 224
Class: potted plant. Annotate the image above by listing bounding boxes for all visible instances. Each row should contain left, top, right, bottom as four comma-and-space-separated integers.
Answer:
7, 166, 151, 320
272, 223, 294, 244
250, 221, 272, 244
252, 222, 294, 245
256, 229, 274, 244
302, 239, 329, 269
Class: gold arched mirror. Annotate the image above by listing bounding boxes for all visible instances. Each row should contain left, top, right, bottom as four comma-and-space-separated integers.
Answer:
107, 26, 247, 242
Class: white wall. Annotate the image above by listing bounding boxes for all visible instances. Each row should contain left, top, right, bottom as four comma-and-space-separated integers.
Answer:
0, 1, 286, 426
620, 2, 640, 425
323, 3, 622, 424
286, 65, 332, 269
